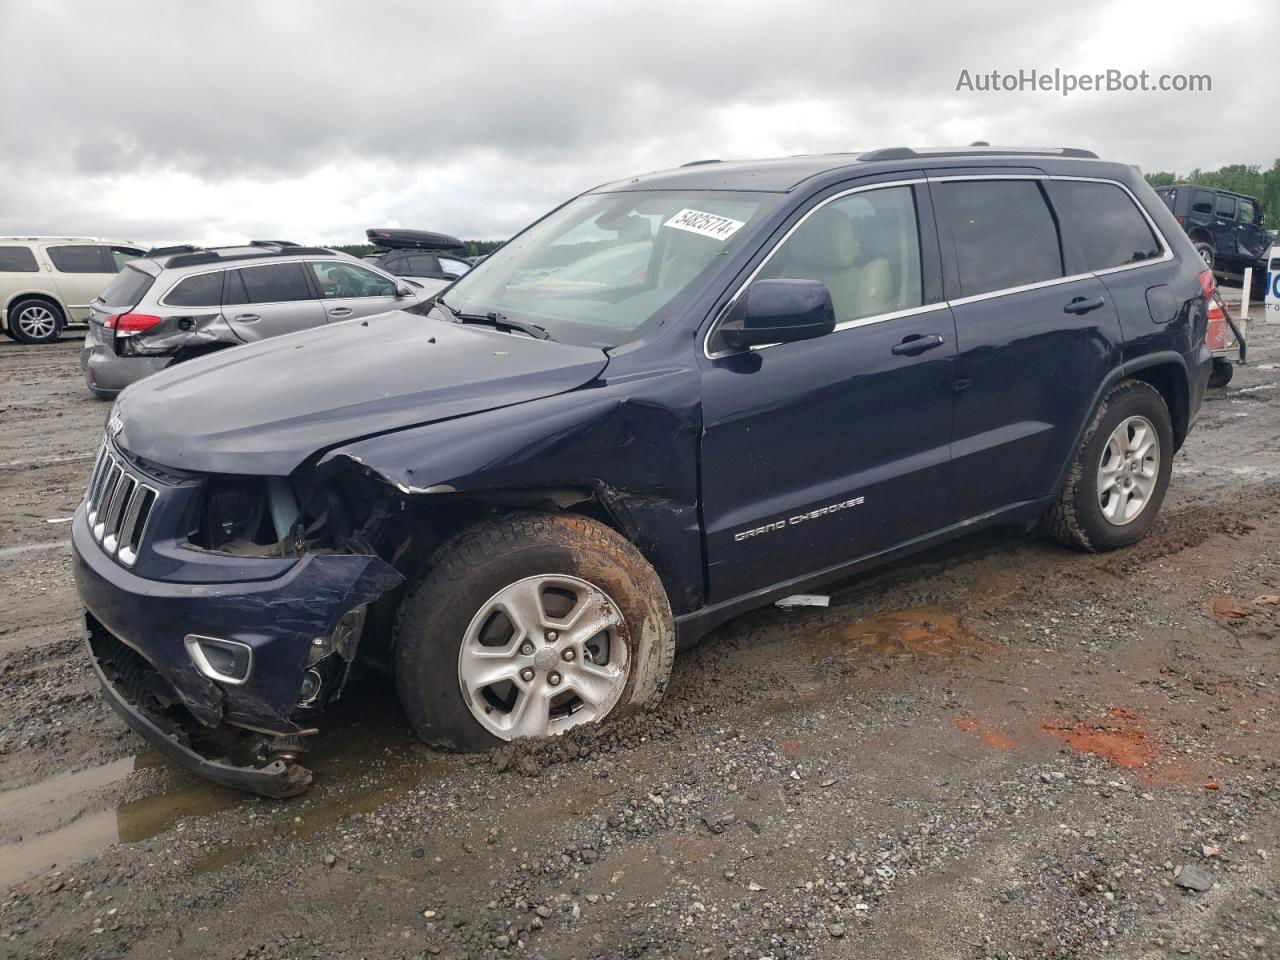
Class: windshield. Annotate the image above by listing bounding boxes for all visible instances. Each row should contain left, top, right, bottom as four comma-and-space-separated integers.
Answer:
439, 190, 779, 347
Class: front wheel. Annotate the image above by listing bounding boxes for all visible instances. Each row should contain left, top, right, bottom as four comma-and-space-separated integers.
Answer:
393, 512, 675, 751
1044, 380, 1174, 552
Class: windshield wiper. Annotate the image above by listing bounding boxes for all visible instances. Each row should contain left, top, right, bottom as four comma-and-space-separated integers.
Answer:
436, 298, 553, 341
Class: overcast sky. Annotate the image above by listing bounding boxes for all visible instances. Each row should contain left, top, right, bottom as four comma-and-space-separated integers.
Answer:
1, 0, 1274, 246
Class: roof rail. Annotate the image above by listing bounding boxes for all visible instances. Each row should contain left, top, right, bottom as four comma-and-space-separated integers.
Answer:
165, 246, 334, 269
680, 159, 722, 167
858, 146, 1099, 161
145, 244, 203, 257
249, 240, 299, 247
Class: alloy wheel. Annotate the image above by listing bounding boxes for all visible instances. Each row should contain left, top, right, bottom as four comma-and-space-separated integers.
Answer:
16, 305, 58, 340
1097, 414, 1160, 526
457, 574, 629, 740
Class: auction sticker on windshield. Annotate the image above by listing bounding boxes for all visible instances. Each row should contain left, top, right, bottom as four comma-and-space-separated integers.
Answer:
663, 208, 746, 241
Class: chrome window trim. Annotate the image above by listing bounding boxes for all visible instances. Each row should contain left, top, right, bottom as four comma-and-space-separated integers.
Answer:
703, 173, 1174, 359
703, 179, 928, 359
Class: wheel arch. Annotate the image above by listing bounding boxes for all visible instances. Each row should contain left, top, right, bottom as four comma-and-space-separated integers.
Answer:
1048, 353, 1190, 499
4, 291, 67, 332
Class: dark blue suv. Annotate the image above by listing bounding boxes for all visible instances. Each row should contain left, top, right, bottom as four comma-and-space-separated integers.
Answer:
73, 146, 1213, 796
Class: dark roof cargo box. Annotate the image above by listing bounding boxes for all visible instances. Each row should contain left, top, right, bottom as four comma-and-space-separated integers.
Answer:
366, 228, 463, 251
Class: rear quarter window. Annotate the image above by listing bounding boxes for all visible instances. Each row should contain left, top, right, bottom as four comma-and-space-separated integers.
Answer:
1046, 180, 1162, 273
99, 267, 155, 308
47, 245, 111, 273
0, 246, 39, 272
164, 271, 224, 307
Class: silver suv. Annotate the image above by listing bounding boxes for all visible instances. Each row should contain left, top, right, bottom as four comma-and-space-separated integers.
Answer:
81, 243, 442, 398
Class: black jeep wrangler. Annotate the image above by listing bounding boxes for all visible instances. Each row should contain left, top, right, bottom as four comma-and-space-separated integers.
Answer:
1154, 184, 1270, 296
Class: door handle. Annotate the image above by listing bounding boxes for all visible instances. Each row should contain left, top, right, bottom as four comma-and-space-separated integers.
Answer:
234, 313, 261, 322
1064, 296, 1105, 315
328, 307, 353, 317
891, 333, 945, 356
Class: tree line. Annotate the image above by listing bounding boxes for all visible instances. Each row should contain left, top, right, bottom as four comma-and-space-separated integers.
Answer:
1144, 160, 1280, 224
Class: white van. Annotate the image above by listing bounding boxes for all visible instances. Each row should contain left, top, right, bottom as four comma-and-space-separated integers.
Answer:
1, 237, 145, 344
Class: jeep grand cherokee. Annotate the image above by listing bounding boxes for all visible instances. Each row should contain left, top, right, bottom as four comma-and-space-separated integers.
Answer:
73, 146, 1213, 796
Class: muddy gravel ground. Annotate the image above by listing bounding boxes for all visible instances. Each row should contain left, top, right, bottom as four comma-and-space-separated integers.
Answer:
1, 310, 1279, 960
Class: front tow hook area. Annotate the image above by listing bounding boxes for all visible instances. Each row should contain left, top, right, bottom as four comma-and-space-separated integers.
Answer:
88, 633, 313, 799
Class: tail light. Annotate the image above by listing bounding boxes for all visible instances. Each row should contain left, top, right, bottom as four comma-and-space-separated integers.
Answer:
1174, 216, 1185, 226
105, 313, 162, 335
1198, 269, 1215, 302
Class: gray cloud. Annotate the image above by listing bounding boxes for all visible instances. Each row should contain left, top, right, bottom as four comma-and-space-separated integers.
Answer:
0, 0, 1274, 245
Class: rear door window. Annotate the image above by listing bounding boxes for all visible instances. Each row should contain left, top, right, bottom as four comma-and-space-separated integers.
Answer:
164, 271, 224, 307
228, 263, 314, 303
1046, 180, 1162, 272
1191, 191, 1215, 215
0, 246, 39, 272
48, 244, 112, 273
1216, 195, 1237, 219
933, 180, 1064, 297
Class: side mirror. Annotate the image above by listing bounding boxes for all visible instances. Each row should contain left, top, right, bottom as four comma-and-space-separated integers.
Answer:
395, 284, 414, 298
719, 278, 836, 351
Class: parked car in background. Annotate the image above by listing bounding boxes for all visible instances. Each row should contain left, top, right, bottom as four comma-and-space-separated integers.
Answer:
363, 228, 471, 291
1154, 184, 1270, 296
75, 146, 1211, 797
1, 237, 145, 343
80, 242, 431, 398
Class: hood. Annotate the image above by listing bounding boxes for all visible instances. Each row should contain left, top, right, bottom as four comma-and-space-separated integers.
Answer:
113, 310, 609, 476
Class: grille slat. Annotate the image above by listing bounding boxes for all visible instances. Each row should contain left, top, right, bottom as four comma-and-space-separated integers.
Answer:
84, 440, 159, 567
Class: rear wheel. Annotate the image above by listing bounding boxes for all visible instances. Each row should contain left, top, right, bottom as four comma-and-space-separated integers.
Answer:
393, 512, 675, 751
1044, 380, 1174, 552
1194, 241, 1215, 271
8, 299, 64, 344
1208, 358, 1234, 389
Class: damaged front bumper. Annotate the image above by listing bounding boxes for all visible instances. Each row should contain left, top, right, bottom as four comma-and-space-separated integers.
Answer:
72, 507, 402, 797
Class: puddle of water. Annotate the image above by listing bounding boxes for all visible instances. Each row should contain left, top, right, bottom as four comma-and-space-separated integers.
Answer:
0, 680, 454, 889
821, 608, 996, 660
0, 754, 250, 889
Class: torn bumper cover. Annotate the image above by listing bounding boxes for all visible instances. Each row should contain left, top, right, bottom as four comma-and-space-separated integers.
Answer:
72, 507, 402, 797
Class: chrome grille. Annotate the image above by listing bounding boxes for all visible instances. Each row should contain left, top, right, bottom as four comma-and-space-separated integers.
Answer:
84, 440, 158, 566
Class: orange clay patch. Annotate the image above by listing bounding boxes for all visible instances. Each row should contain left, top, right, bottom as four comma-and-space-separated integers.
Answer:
951, 715, 1015, 750
776, 739, 803, 757
981, 730, 1017, 750
1044, 709, 1156, 769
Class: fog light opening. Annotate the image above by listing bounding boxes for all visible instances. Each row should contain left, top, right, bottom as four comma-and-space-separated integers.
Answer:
298, 668, 323, 706
184, 635, 253, 685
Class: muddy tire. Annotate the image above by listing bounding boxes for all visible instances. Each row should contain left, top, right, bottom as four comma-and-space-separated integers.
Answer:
1208, 358, 1234, 389
1044, 380, 1174, 552
393, 512, 675, 751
